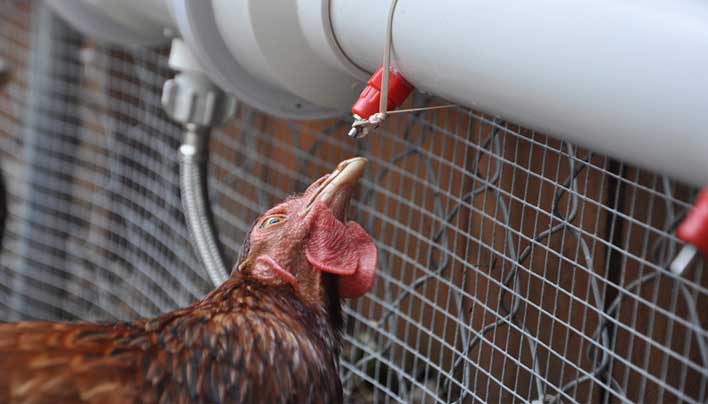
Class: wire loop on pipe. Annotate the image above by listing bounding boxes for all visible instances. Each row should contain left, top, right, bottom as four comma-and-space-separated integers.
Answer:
348, 0, 455, 139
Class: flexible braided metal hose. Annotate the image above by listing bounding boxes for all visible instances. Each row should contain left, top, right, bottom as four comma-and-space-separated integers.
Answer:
179, 126, 228, 286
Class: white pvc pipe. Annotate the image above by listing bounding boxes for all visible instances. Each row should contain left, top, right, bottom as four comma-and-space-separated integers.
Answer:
86, 0, 175, 31
46, 0, 708, 185
47, 0, 173, 46
330, 0, 708, 186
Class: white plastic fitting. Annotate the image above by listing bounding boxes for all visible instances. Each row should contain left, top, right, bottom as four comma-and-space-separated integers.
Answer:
210, 0, 364, 117
166, 0, 343, 119
162, 39, 236, 129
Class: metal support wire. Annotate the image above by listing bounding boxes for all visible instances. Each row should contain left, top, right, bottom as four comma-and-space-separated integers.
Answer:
11, 3, 81, 320
598, 159, 628, 403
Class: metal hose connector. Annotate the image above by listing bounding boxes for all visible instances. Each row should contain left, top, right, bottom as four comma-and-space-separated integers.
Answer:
162, 40, 236, 287
179, 125, 228, 286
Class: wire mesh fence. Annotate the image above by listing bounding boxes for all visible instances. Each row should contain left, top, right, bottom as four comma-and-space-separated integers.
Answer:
1, 2, 706, 403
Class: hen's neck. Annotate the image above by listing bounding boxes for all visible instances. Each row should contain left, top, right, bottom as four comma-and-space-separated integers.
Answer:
191, 274, 342, 352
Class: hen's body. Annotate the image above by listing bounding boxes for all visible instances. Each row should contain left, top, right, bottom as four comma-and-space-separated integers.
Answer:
0, 157, 375, 404
0, 274, 343, 404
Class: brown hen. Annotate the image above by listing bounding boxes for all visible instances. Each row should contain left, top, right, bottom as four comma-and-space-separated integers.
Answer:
0, 157, 376, 404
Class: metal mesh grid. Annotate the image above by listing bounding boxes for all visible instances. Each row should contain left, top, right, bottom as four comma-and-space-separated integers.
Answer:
1, 3, 706, 403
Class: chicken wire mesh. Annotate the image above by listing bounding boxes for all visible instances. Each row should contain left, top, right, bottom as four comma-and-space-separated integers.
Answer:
1, 2, 707, 403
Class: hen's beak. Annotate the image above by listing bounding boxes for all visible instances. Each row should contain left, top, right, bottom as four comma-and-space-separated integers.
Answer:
299, 157, 367, 216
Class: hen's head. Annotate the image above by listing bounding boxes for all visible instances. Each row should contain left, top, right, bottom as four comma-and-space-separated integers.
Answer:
235, 157, 377, 307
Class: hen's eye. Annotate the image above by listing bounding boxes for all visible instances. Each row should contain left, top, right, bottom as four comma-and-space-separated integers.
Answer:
261, 215, 285, 228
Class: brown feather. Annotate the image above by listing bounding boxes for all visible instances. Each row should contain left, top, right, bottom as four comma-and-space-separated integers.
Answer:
0, 275, 343, 404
